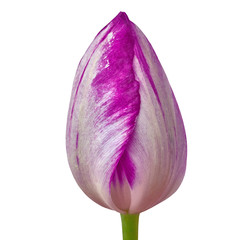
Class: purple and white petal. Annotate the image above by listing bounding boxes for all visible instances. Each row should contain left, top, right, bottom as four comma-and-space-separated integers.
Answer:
66, 13, 140, 211
66, 12, 187, 214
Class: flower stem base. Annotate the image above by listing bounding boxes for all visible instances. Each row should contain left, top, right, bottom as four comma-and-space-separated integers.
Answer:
120, 213, 139, 240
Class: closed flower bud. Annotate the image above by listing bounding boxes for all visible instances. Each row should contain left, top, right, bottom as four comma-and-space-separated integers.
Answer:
66, 12, 187, 214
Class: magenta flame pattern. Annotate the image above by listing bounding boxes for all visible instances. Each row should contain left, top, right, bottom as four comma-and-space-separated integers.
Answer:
66, 12, 187, 214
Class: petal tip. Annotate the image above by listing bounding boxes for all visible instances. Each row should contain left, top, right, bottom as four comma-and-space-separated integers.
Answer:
112, 12, 130, 25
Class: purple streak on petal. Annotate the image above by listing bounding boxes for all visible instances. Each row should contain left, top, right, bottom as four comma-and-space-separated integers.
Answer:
173, 126, 178, 160
70, 21, 121, 122
76, 132, 79, 149
69, 14, 129, 127
112, 152, 136, 187
70, 29, 114, 121
133, 35, 165, 118
123, 153, 136, 187
76, 155, 79, 166
90, 12, 140, 189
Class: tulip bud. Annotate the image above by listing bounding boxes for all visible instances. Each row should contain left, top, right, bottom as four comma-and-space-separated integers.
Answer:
66, 12, 187, 215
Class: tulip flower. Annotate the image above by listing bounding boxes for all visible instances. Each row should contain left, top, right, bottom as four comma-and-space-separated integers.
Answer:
66, 12, 187, 240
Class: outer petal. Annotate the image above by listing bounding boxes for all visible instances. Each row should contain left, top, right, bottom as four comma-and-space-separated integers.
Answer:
66, 13, 140, 212
116, 22, 187, 213
108, 16, 187, 213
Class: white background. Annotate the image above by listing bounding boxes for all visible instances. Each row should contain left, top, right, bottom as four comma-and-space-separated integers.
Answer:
0, 0, 239, 239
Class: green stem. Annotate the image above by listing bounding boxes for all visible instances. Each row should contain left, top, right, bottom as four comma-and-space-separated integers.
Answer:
120, 213, 139, 240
